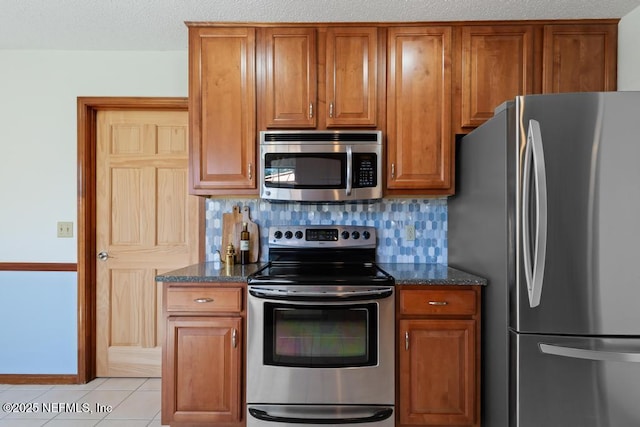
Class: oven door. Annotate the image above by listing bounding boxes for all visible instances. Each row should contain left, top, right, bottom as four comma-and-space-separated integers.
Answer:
247, 286, 395, 406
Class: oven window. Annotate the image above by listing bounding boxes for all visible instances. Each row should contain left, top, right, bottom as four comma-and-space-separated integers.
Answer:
264, 303, 378, 368
264, 153, 346, 189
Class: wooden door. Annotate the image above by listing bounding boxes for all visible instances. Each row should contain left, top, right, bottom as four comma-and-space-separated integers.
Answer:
387, 26, 452, 194
96, 110, 201, 377
542, 24, 617, 93
399, 319, 477, 426
188, 26, 257, 195
262, 27, 317, 128
325, 27, 378, 127
163, 316, 242, 425
460, 25, 534, 128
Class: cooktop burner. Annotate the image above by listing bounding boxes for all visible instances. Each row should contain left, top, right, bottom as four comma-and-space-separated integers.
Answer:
247, 225, 394, 286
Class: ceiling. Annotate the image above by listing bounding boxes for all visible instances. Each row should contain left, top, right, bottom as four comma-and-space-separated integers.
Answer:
2, 0, 639, 51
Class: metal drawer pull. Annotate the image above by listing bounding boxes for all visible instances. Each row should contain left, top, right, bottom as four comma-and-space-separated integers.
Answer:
193, 297, 214, 303
232, 329, 238, 348
405, 331, 409, 350
428, 301, 448, 306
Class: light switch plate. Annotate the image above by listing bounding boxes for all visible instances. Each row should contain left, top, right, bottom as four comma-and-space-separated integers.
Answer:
57, 221, 73, 238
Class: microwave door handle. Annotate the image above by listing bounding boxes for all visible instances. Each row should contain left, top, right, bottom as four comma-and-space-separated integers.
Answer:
346, 145, 353, 196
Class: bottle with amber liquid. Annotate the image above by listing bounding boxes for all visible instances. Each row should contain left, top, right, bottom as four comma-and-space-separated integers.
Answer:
240, 222, 250, 264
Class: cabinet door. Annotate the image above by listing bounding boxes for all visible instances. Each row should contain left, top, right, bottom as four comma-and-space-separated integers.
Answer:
399, 319, 477, 426
387, 27, 452, 193
263, 27, 317, 128
189, 27, 256, 194
163, 316, 242, 425
460, 25, 534, 128
542, 24, 617, 93
326, 27, 378, 127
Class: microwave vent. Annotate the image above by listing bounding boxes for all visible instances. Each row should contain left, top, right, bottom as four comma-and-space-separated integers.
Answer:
261, 131, 381, 144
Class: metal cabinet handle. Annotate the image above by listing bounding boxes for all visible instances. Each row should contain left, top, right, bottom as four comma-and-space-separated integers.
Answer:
193, 297, 214, 303
232, 329, 238, 349
329, 102, 334, 118
391, 163, 395, 180
248, 163, 253, 180
405, 331, 409, 350
428, 301, 448, 306
309, 103, 314, 119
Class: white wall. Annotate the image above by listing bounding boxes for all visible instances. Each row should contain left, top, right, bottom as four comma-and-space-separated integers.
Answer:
1, 12, 640, 374
0, 50, 186, 374
618, 5, 640, 90
0, 50, 187, 262
1, 15, 639, 262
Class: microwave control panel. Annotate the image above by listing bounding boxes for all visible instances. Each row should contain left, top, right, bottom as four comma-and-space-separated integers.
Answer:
353, 153, 377, 188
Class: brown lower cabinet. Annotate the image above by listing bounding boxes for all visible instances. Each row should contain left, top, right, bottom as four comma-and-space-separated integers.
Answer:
162, 283, 245, 427
397, 286, 481, 427
161, 282, 481, 426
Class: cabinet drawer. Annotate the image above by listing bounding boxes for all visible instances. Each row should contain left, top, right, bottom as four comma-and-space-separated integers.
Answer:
399, 289, 476, 316
166, 287, 242, 313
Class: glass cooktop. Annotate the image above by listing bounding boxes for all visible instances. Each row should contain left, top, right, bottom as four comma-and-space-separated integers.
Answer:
248, 262, 394, 286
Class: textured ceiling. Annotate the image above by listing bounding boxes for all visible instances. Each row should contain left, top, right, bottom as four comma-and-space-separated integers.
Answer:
1, 0, 639, 50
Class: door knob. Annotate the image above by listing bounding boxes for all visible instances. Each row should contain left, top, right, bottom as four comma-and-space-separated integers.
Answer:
97, 251, 109, 261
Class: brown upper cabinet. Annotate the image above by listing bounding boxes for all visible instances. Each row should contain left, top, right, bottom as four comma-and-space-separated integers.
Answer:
187, 20, 617, 196
386, 26, 453, 195
542, 24, 617, 93
260, 27, 317, 128
188, 26, 257, 195
325, 27, 379, 127
455, 22, 617, 131
259, 26, 380, 129
459, 25, 535, 129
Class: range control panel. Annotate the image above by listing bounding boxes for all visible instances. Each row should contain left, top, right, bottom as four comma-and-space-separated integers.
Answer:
268, 225, 376, 249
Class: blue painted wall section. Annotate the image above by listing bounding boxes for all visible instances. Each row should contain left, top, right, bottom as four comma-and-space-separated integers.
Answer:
0, 271, 77, 374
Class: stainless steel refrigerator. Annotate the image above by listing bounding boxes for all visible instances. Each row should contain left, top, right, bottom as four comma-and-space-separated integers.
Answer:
449, 92, 640, 427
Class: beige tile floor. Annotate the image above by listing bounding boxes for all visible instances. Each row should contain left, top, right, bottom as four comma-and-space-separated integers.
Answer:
0, 378, 167, 426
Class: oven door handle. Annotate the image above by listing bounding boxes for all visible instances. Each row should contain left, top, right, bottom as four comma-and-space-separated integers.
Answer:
249, 287, 393, 301
248, 406, 393, 424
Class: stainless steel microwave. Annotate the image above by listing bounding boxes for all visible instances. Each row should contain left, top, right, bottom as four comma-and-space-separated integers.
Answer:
259, 130, 383, 203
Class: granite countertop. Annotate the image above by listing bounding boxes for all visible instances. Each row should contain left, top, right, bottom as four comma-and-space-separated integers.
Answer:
157, 262, 486, 286
378, 263, 486, 286
156, 262, 267, 283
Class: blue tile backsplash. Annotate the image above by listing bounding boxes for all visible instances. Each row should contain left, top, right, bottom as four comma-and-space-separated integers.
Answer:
205, 198, 447, 263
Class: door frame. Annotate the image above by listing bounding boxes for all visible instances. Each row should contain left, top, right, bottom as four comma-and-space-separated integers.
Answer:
77, 97, 203, 383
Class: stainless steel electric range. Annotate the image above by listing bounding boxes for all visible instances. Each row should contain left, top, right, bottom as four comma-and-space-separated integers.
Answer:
247, 225, 395, 427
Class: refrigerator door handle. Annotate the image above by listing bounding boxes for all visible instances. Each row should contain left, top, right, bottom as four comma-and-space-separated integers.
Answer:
540, 343, 640, 363
522, 119, 548, 308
